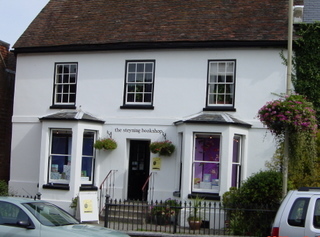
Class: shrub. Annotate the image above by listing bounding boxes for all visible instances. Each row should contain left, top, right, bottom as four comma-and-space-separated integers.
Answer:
223, 170, 282, 236
0, 180, 9, 196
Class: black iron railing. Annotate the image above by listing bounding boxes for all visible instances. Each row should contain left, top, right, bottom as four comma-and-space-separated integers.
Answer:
102, 196, 277, 236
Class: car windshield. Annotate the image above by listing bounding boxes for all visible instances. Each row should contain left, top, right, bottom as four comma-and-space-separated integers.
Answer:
23, 202, 79, 226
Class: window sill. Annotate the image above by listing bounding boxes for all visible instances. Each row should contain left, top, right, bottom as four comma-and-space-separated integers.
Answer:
188, 193, 220, 201
43, 183, 70, 190
120, 105, 154, 110
80, 185, 98, 191
203, 107, 236, 112
50, 105, 76, 110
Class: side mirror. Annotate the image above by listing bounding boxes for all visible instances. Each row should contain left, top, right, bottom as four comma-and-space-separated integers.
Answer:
17, 220, 35, 229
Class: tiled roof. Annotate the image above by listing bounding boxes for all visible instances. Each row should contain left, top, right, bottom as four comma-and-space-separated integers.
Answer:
39, 110, 105, 124
13, 0, 298, 50
175, 112, 252, 128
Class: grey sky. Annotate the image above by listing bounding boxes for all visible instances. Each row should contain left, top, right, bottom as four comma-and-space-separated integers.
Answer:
0, 0, 50, 47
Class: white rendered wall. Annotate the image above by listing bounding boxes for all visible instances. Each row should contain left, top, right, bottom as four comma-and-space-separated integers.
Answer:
11, 47, 286, 204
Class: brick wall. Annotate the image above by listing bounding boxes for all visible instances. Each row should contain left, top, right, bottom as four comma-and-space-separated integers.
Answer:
0, 40, 15, 183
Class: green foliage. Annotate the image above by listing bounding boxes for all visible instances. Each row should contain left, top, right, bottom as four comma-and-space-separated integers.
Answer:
292, 22, 320, 121
187, 195, 204, 221
266, 131, 320, 188
222, 171, 283, 236
0, 180, 9, 196
94, 138, 117, 150
149, 140, 175, 156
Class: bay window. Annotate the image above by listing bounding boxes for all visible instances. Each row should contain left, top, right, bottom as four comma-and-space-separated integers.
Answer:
193, 134, 220, 193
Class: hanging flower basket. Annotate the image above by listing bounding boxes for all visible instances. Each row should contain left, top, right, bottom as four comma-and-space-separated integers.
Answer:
94, 138, 117, 150
150, 140, 175, 156
257, 94, 317, 136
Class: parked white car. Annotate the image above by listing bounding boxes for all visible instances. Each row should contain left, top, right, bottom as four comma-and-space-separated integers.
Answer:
0, 196, 129, 237
271, 187, 320, 237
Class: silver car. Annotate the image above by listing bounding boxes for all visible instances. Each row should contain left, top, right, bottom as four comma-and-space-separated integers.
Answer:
0, 196, 129, 237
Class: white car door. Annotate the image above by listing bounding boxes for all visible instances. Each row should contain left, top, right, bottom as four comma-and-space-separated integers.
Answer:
304, 196, 320, 237
0, 201, 40, 237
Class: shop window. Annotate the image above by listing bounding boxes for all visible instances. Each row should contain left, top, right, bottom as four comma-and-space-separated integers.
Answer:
231, 135, 242, 187
193, 134, 220, 193
49, 129, 72, 183
81, 131, 95, 184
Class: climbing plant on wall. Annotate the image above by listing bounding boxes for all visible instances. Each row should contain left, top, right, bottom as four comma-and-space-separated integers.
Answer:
292, 22, 320, 121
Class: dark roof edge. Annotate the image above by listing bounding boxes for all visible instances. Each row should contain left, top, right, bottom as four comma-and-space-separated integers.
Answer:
175, 120, 252, 128
12, 40, 287, 54
39, 117, 105, 124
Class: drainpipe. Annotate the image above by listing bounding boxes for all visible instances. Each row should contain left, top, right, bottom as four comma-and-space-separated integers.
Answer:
283, 0, 293, 199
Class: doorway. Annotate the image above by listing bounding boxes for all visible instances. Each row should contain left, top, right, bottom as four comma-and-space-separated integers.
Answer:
127, 140, 150, 200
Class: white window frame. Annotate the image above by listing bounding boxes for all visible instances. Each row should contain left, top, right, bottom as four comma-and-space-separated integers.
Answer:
192, 133, 221, 193
207, 60, 235, 107
81, 130, 96, 185
124, 61, 155, 105
48, 129, 72, 184
53, 63, 78, 106
231, 135, 242, 188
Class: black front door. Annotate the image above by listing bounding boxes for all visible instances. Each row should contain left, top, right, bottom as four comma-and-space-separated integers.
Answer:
128, 140, 150, 200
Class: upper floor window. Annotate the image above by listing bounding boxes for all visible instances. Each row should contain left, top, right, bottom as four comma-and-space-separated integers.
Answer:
122, 61, 155, 108
53, 63, 78, 106
207, 60, 235, 108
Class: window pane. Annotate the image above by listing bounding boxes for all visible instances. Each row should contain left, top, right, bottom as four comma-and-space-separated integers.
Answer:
137, 63, 144, 72
145, 63, 153, 72
145, 73, 153, 82
136, 73, 143, 82
57, 65, 63, 74
128, 63, 136, 72
136, 93, 143, 102
51, 131, 72, 154
128, 73, 135, 82
218, 62, 226, 73
144, 93, 152, 102
63, 65, 70, 73
145, 84, 152, 92
82, 132, 94, 156
288, 198, 310, 227
127, 93, 134, 102
81, 157, 93, 181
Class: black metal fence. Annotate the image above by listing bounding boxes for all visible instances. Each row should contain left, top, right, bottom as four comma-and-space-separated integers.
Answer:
103, 197, 277, 236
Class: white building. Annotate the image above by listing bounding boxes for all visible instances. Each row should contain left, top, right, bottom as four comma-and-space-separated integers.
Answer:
10, 0, 294, 212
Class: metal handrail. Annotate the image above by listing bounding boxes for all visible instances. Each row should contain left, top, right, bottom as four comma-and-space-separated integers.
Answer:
99, 170, 117, 214
141, 172, 155, 201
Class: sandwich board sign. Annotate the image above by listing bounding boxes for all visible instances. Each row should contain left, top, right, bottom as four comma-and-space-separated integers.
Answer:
77, 192, 99, 223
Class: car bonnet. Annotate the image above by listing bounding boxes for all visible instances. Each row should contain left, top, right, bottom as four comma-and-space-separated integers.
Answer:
50, 224, 129, 237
